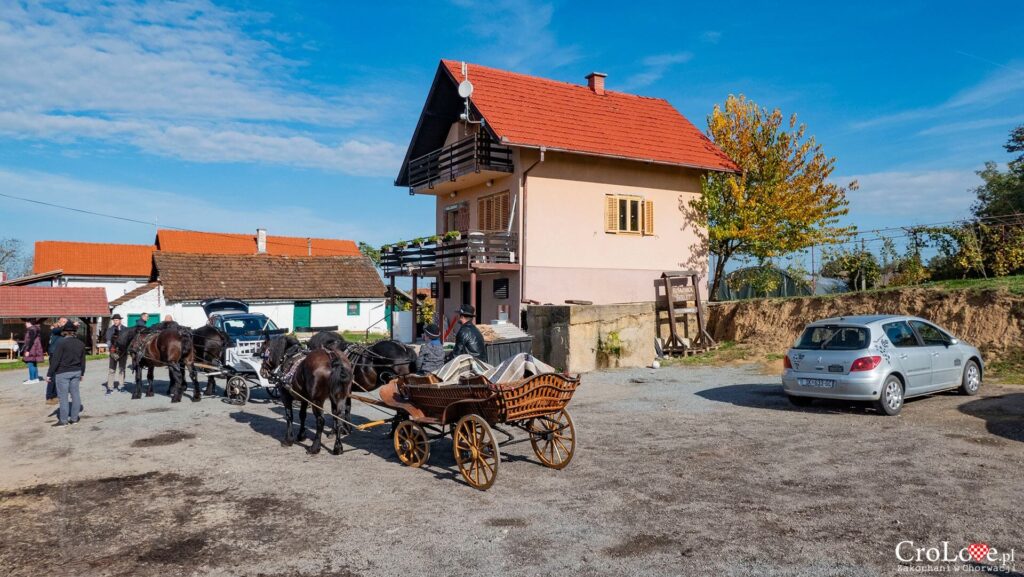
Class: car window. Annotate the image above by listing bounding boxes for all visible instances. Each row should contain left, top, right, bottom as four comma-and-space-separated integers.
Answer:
882, 321, 919, 347
222, 316, 277, 337
794, 326, 868, 350
909, 321, 949, 346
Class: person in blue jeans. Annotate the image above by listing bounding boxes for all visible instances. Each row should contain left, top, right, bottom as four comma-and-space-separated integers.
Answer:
47, 322, 86, 427
20, 320, 45, 384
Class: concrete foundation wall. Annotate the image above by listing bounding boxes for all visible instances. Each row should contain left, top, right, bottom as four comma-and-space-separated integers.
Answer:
526, 302, 656, 373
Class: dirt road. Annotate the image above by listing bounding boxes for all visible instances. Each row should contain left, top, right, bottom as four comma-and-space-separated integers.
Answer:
1, 361, 1022, 576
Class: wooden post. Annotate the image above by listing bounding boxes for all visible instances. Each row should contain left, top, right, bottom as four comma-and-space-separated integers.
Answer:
470, 269, 478, 323
388, 275, 396, 340
410, 273, 419, 341
438, 271, 446, 336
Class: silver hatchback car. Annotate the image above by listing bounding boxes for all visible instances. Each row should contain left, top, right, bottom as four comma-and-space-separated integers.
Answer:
782, 315, 983, 415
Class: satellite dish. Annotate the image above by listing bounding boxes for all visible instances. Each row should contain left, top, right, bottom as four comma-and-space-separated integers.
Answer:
458, 80, 474, 98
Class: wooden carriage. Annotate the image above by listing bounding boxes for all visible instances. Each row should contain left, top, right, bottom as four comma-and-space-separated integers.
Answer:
371, 372, 581, 490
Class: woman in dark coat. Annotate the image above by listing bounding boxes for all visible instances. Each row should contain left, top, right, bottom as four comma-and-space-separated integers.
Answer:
20, 320, 45, 384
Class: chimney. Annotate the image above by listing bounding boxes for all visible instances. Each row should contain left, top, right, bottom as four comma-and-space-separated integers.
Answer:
586, 72, 607, 95
256, 228, 267, 254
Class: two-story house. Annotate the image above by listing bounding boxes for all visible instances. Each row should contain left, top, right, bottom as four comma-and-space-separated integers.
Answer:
386, 60, 738, 330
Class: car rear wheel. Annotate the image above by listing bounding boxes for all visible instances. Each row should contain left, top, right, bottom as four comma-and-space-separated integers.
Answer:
959, 360, 981, 396
787, 394, 814, 407
874, 376, 903, 416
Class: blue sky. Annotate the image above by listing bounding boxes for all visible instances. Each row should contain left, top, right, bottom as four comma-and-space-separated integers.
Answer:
1, 0, 1022, 256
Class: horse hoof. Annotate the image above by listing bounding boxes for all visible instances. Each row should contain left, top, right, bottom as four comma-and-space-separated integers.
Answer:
281, 439, 292, 447
191, 396, 201, 403
131, 395, 141, 400
171, 397, 181, 403
307, 446, 321, 455
145, 392, 154, 398
333, 447, 343, 456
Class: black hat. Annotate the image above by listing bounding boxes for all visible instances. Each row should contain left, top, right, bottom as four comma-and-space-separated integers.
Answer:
111, 314, 123, 320
60, 322, 77, 334
458, 304, 475, 318
423, 323, 440, 338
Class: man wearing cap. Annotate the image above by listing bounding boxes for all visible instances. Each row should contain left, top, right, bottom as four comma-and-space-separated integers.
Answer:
104, 314, 128, 394
447, 304, 485, 361
417, 323, 445, 374
47, 322, 86, 427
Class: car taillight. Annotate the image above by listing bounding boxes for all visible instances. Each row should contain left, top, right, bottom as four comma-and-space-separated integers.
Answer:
783, 355, 793, 369
850, 355, 882, 372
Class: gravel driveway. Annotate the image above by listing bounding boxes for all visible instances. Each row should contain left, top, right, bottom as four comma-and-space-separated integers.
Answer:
1, 360, 1022, 576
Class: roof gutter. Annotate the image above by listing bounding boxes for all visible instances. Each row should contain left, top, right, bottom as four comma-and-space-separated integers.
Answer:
505, 142, 741, 174
519, 146, 545, 309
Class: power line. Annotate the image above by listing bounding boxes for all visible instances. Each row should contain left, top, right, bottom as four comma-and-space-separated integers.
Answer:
0, 191, 363, 257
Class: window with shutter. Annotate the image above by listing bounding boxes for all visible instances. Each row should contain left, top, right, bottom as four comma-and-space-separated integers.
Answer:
478, 191, 510, 231
605, 194, 647, 235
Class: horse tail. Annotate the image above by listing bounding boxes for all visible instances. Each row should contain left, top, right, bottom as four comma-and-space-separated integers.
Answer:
179, 329, 194, 364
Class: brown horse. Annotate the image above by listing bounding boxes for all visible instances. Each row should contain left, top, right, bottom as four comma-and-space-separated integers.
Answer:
121, 325, 196, 403
189, 325, 229, 398
260, 335, 354, 455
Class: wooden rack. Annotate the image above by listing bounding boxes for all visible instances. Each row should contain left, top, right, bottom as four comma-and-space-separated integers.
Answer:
654, 271, 716, 356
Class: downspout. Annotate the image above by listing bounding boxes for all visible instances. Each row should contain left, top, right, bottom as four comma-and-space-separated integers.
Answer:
519, 146, 545, 310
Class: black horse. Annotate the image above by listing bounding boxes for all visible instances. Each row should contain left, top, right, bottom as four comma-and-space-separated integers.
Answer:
260, 335, 354, 455
308, 330, 346, 352
190, 325, 229, 398
344, 339, 419, 393
119, 325, 196, 402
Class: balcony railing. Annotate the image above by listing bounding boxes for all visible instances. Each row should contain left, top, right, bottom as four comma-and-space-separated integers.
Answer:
407, 132, 514, 192
380, 231, 518, 276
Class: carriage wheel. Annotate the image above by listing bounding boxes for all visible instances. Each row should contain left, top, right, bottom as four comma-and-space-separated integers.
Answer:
528, 409, 576, 470
226, 376, 249, 405
393, 421, 430, 468
453, 414, 499, 491
266, 385, 281, 399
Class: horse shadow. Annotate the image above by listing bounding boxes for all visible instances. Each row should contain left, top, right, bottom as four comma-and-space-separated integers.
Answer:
694, 382, 933, 416
958, 393, 1024, 444
227, 406, 496, 488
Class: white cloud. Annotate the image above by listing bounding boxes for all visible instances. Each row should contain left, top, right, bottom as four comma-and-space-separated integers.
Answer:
917, 114, 1024, 136
622, 52, 694, 91
0, 167, 408, 244
850, 63, 1024, 132
700, 31, 722, 44
0, 0, 402, 174
839, 169, 981, 225
454, 0, 581, 72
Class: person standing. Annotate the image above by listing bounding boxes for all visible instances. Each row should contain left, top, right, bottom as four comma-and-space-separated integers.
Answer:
44, 317, 68, 405
446, 305, 485, 361
416, 323, 445, 374
47, 322, 86, 427
20, 320, 44, 384
104, 314, 128, 394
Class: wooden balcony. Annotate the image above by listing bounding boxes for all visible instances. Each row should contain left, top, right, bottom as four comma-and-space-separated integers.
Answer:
381, 231, 518, 277
407, 132, 514, 194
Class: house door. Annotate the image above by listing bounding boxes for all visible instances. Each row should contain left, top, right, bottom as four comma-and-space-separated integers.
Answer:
293, 301, 312, 330
460, 280, 482, 323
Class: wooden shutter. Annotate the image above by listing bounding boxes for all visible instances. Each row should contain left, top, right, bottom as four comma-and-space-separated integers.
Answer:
605, 195, 619, 233
478, 191, 510, 231
643, 199, 655, 235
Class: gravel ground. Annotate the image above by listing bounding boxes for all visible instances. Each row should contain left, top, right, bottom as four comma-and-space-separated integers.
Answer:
1, 360, 1022, 577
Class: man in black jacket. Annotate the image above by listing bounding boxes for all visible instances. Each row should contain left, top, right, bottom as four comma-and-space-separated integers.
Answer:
447, 304, 485, 361
48, 322, 86, 426
104, 314, 127, 394
44, 317, 68, 405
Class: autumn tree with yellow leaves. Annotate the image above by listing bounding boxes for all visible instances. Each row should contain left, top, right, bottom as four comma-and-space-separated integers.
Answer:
694, 95, 857, 300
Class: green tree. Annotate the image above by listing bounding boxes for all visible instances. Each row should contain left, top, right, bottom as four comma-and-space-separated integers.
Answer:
358, 241, 380, 266
820, 247, 881, 291
972, 124, 1024, 219
694, 95, 857, 300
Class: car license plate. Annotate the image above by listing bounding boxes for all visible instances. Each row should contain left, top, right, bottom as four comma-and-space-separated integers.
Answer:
798, 378, 835, 388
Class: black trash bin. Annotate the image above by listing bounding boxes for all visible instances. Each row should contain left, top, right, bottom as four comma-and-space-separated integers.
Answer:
484, 336, 533, 366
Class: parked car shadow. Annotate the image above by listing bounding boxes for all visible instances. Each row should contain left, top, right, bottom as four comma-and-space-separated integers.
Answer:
694, 383, 933, 416
958, 393, 1024, 444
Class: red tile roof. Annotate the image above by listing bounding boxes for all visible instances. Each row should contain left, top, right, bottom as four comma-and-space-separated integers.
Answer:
156, 230, 361, 257
33, 241, 154, 277
0, 287, 110, 318
441, 60, 739, 172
